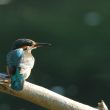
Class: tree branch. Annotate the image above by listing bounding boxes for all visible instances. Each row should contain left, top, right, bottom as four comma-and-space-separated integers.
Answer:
0, 73, 108, 110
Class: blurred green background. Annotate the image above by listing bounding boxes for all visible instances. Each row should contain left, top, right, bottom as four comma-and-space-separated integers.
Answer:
0, 0, 110, 110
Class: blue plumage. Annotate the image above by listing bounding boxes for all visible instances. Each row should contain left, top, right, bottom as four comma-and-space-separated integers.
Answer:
11, 68, 24, 90
7, 48, 23, 67
7, 48, 25, 91
6, 38, 51, 91
6, 39, 37, 91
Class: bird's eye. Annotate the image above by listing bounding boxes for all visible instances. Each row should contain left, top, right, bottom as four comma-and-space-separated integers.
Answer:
26, 41, 33, 46
29, 42, 32, 46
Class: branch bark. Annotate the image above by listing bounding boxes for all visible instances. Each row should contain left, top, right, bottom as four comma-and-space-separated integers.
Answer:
0, 73, 108, 110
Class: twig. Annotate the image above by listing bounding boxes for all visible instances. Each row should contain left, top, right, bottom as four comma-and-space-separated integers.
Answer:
98, 100, 108, 110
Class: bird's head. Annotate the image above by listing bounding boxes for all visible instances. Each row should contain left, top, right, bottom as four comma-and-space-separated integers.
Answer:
11, 38, 52, 51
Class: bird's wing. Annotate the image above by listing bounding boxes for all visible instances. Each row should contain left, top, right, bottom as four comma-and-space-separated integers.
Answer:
6, 48, 24, 75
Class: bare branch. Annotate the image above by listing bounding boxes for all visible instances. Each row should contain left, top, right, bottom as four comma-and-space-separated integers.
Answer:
0, 73, 108, 110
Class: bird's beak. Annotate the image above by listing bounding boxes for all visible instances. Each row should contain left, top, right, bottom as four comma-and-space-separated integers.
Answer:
34, 42, 52, 48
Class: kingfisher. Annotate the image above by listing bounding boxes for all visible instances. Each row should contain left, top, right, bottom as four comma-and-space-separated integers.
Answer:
6, 38, 51, 91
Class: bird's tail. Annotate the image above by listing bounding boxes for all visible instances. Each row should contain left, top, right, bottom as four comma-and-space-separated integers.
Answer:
11, 69, 24, 91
